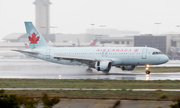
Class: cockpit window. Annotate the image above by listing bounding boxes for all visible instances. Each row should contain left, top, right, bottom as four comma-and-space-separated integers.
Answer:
152, 52, 162, 55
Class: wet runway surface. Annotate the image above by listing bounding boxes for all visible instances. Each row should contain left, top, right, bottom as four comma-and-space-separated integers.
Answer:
1, 88, 180, 91
0, 59, 180, 80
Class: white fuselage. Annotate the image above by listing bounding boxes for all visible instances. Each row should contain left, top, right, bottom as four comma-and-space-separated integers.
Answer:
24, 47, 169, 67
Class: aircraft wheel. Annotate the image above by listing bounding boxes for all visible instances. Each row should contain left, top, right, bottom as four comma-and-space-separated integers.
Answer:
86, 68, 93, 73
145, 71, 150, 74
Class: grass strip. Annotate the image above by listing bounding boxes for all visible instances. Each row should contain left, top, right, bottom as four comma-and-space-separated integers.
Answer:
3, 90, 180, 100
0, 79, 180, 89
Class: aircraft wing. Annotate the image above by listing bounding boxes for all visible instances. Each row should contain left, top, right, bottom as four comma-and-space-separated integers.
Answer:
53, 55, 112, 66
12, 50, 39, 55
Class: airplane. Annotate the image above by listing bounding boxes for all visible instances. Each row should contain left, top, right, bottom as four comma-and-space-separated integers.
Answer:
90, 39, 98, 46
77, 38, 98, 47
25, 43, 29, 48
12, 22, 169, 74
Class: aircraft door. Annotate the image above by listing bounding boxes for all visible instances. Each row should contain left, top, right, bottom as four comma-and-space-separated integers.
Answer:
105, 51, 108, 57
101, 51, 108, 57
46, 49, 51, 59
142, 49, 147, 59
101, 51, 104, 57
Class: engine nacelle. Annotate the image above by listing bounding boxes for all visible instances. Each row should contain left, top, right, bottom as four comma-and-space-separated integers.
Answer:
121, 65, 136, 71
95, 61, 112, 73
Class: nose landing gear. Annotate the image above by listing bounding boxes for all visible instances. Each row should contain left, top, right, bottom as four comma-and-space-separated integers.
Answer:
145, 64, 150, 74
146, 70, 150, 74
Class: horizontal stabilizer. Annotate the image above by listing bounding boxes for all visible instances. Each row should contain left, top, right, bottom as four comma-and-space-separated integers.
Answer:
11, 50, 39, 55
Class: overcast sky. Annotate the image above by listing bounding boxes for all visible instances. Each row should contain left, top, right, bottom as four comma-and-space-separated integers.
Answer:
1, 0, 180, 40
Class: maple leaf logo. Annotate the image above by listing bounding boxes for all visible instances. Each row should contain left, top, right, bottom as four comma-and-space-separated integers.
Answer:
28, 33, 40, 44
134, 49, 139, 52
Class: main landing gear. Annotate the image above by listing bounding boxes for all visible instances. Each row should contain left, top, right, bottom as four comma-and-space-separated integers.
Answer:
86, 68, 93, 73
145, 64, 150, 74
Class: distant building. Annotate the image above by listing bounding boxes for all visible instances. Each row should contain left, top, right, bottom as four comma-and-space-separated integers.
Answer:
169, 34, 180, 48
34, 0, 51, 34
3, 33, 26, 43
86, 28, 140, 38
86, 28, 138, 47
3, 33, 55, 43
166, 34, 180, 59
134, 34, 170, 54
99, 36, 134, 47
55, 34, 96, 46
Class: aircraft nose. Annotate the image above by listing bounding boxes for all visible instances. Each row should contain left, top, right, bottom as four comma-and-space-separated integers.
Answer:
163, 55, 169, 63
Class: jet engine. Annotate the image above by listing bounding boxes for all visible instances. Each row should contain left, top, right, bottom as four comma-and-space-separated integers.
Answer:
121, 65, 136, 71
95, 61, 112, 73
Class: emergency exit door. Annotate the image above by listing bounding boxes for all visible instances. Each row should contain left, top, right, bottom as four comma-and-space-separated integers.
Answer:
142, 49, 147, 59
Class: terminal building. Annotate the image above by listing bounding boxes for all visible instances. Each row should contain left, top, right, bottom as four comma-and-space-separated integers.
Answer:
133, 34, 180, 59
86, 28, 138, 47
1, 31, 180, 59
166, 34, 180, 59
134, 34, 170, 54
99, 36, 134, 47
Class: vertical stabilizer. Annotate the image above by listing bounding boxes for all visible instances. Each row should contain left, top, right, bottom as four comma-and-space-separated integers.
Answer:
24, 22, 50, 49
90, 39, 98, 46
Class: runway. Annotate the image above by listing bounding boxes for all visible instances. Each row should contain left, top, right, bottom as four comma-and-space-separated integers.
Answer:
0, 59, 180, 80
1, 88, 180, 91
